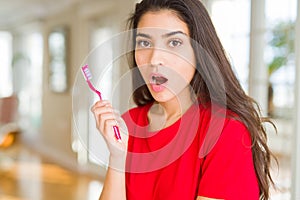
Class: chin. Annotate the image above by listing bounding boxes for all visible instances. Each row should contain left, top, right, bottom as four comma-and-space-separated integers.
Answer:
151, 91, 177, 103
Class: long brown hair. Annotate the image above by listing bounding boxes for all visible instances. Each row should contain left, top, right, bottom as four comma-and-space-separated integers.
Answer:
127, 0, 276, 199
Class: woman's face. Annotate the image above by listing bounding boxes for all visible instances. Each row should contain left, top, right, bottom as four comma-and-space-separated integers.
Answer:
135, 10, 196, 103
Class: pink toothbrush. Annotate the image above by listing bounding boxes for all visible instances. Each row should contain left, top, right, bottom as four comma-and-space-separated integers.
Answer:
81, 64, 122, 142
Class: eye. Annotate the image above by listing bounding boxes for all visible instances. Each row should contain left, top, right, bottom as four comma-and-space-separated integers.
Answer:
168, 39, 182, 48
136, 40, 152, 48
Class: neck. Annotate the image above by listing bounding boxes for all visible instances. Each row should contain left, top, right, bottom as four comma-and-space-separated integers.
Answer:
148, 87, 195, 131
159, 87, 194, 117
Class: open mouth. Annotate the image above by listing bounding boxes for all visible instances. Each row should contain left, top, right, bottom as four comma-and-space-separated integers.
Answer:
151, 74, 168, 85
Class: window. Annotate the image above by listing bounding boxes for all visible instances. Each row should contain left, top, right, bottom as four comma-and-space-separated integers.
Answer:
88, 26, 114, 166
15, 32, 43, 130
48, 28, 68, 93
264, 0, 297, 199
266, 0, 297, 117
0, 31, 13, 97
71, 24, 115, 167
210, 0, 251, 92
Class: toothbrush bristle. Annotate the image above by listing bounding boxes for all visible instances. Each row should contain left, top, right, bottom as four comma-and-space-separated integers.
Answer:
82, 65, 92, 80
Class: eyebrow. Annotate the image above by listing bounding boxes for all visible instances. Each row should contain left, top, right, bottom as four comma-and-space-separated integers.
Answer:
136, 32, 151, 39
136, 31, 187, 39
162, 31, 187, 38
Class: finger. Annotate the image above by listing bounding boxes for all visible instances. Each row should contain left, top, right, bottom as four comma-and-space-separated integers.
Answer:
91, 105, 114, 127
91, 100, 112, 112
98, 112, 118, 136
92, 105, 114, 117
103, 119, 120, 140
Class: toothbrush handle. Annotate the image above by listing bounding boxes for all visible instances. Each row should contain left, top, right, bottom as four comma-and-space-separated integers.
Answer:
84, 72, 121, 141
94, 91, 121, 142
87, 80, 102, 100
95, 90, 102, 100
113, 125, 122, 142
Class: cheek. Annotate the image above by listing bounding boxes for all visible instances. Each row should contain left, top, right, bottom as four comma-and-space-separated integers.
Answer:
172, 55, 196, 83
183, 52, 196, 82
180, 65, 196, 83
134, 51, 141, 66
135, 50, 148, 67
135, 51, 149, 80
186, 67, 196, 83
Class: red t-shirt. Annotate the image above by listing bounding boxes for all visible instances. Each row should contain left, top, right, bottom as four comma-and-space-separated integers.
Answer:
122, 102, 259, 200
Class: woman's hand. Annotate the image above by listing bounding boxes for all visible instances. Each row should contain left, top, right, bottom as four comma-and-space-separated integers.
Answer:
91, 100, 128, 170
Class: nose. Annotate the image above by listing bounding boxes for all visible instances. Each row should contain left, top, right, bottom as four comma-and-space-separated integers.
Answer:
150, 47, 165, 67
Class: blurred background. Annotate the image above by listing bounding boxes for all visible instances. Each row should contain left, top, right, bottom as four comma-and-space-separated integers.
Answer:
0, 0, 299, 199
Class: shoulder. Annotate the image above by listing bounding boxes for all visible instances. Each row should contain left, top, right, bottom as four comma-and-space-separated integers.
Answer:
221, 118, 251, 147
198, 112, 259, 199
198, 102, 251, 157
201, 116, 252, 160
199, 101, 245, 132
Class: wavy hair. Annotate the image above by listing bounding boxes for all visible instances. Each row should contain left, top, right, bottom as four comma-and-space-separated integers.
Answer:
126, 0, 277, 199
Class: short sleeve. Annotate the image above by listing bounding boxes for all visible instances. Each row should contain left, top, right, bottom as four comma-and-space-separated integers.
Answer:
198, 120, 260, 200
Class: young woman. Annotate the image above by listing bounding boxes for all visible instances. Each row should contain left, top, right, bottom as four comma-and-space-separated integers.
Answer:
91, 0, 276, 199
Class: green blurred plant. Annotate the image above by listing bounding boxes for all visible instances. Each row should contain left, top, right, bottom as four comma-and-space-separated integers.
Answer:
11, 52, 31, 67
267, 21, 295, 116
268, 21, 295, 75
